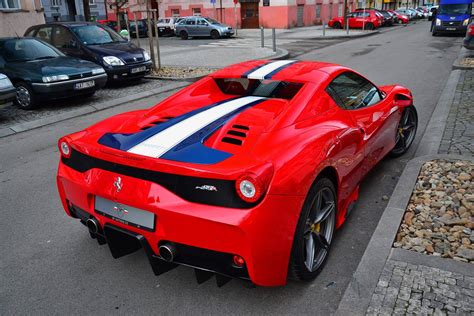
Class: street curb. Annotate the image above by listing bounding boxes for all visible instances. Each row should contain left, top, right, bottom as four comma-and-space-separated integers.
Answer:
263, 47, 290, 60
414, 68, 461, 157
453, 47, 474, 70
335, 154, 474, 316
0, 81, 189, 138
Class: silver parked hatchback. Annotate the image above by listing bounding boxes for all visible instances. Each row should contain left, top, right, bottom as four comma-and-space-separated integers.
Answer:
175, 17, 234, 40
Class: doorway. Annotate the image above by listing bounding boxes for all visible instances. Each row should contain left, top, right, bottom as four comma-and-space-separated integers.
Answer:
240, 2, 259, 28
297, 4, 304, 27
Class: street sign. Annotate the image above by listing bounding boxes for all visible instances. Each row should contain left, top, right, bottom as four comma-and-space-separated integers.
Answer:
233, 0, 238, 4
210, 0, 216, 4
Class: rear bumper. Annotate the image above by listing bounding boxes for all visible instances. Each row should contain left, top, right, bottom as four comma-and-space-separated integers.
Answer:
31, 74, 107, 96
57, 161, 304, 286
0, 87, 16, 107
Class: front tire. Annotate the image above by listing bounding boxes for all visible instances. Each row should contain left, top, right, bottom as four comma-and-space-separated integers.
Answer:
390, 106, 418, 157
333, 22, 342, 29
180, 31, 188, 40
14, 82, 37, 110
289, 177, 337, 281
211, 30, 221, 39
366, 23, 374, 30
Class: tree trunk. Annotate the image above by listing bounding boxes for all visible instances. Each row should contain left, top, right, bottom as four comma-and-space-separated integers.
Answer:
83, 0, 91, 21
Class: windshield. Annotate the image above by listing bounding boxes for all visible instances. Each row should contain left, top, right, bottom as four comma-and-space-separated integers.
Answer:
438, 4, 470, 15
215, 78, 303, 100
71, 25, 125, 45
205, 17, 221, 24
0, 38, 61, 62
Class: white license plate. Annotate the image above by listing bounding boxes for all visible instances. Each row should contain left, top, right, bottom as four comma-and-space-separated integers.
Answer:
446, 27, 456, 31
159, 27, 165, 31
74, 80, 95, 90
131, 66, 147, 74
95, 196, 155, 231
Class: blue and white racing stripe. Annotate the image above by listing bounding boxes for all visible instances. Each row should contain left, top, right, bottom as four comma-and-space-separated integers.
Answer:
99, 96, 266, 164
242, 60, 297, 80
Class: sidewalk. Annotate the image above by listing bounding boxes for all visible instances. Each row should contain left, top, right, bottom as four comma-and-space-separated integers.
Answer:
336, 51, 474, 315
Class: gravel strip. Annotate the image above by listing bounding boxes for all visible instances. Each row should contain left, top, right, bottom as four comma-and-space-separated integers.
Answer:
394, 160, 474, 263
460, 58, 474, 67
150, 66, 214, 79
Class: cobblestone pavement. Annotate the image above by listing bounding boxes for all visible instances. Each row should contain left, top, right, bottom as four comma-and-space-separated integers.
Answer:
439, 69, 474, 157
0, 79, 172, 129
366, 260, 474, 315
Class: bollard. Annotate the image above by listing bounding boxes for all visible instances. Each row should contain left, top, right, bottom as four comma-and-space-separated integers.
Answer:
322, 22, 326, 36
272, 28, 276, 52
346, 20, 349, 34
260, 26, 264, 48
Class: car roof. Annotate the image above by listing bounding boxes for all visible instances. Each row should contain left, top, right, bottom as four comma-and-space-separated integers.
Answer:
33, 22, 101, 28
211, 60, 349, 84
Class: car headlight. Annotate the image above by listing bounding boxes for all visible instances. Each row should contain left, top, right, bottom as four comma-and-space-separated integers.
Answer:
102, 56, 125, 66
91, 68, 105, 75
436, 18, 441, 26
402, 15, 408, 19
143, 51, 151, 61
463, 19, 470, 26
42, 75, 69, 83
0, 76, 13, 89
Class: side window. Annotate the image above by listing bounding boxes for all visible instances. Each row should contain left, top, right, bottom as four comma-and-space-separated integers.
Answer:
197, 18, 207, 25
24, 28, 37, 37
36, 26, 53, 43
326, 72, 382, 110
185, 18, 196, 25
53, 26, 75, 49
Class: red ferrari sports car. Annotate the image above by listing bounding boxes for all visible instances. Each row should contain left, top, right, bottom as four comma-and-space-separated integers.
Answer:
56, 60, 417, 287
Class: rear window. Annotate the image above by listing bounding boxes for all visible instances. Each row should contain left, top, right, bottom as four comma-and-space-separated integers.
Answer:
214, 78, 303, 100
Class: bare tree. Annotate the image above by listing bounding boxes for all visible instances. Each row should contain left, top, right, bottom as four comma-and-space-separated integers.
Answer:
83, 0, 91, 21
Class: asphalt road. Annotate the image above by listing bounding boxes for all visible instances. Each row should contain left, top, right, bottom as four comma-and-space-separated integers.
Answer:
0, 21, 463, 315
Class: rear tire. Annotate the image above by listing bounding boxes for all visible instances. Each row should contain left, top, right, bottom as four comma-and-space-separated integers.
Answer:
366, 23, 374, 30
180, 31, 188, 40
288, 177, 337, 281
210, 30, 220, 39
389, 106, 418, 157
333, 22, 342, 29
14, 82, 37, 110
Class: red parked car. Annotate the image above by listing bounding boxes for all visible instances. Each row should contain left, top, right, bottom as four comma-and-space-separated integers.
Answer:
57, 60, 417, 287
328, 10, 381, 30
387, 10, 409, 24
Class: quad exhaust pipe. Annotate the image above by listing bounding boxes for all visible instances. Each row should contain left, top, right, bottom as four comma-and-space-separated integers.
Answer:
159, 243, 177, 262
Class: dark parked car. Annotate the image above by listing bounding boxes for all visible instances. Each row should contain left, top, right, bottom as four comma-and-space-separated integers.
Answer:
464, 21, 474, 49
0, 38, 107, 109
129, 19, 155, 38
25, 22, 152, 82
380, 10, 395, 26
0, 73, 16, 108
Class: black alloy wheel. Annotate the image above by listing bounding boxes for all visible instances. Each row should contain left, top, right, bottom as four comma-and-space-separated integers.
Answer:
289, 177, 337, 281
390, 106, 418, 157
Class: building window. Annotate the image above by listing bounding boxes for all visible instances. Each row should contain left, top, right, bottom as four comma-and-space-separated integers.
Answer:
89, 0, 95, 4
316, 4, 321, 18
0, 0, 21, 9
51, 0, 61, 6
338, 3, 343, 16
329, 3, 333, 19
171, 9, 180, 17
192, 8, 201, 16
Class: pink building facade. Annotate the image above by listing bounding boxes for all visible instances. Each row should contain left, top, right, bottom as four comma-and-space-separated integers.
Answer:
159, 0, 358, 29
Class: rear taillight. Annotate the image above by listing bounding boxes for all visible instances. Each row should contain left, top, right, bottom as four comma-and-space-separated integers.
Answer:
58, 137, 71, 158
469, 25, 474, 36
236, 175, 262, 203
